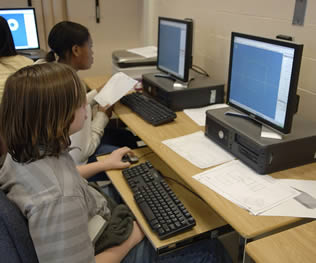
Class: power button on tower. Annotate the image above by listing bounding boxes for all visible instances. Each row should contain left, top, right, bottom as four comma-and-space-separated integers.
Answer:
218, 130, 224, 139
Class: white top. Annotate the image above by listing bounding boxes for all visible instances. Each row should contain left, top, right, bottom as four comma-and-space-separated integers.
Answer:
0, 55, 33, 101
70, 89, 109, 164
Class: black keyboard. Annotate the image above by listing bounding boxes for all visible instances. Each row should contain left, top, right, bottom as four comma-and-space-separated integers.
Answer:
120, 93, 176, 126
122, 161, 196, 240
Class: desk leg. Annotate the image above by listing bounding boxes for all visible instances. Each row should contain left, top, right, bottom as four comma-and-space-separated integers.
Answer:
238, 236, 252, 263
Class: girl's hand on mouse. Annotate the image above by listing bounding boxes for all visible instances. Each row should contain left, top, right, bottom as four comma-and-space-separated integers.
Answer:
105, 147, 132, 170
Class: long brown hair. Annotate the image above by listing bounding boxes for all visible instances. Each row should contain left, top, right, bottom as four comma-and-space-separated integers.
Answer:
0, 63, 86, 163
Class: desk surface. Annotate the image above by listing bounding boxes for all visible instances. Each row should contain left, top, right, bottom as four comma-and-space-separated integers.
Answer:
83, 75, 110, 91
246, 220, 316, 263
98, 147, 226, 252
113, 101, 316, 239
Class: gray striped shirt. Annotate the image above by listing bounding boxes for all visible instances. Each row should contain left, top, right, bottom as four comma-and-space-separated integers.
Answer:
0, 152, 111, 263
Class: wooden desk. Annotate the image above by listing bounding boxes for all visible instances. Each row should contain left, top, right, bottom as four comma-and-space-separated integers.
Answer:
83, 75, 110, 91
98, 147, 227, 254
245, 220, 316, 263
84, 74, 316, 261
114, 102, 316, 240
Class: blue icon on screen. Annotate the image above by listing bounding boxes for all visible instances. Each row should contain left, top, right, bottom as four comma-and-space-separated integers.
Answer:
2, 13, 28, 47
7, 18, 19, 31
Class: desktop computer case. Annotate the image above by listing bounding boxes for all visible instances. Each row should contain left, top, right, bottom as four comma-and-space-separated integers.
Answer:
142, 73, 224, 111
205, 107, 316, 174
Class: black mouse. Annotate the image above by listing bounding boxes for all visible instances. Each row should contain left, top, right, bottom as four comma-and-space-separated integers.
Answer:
122, 154, 139, 164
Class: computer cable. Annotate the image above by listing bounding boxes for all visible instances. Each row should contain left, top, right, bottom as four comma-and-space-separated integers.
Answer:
192, 65, 210, 77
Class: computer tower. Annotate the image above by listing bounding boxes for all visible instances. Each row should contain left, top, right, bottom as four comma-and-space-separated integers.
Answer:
142, 73, 225, 111
205, 107, 316, 174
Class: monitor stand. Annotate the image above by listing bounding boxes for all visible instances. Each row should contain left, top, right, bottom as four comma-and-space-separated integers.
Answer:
154, 73, 188, 89
224, 111, 283, 140
261, 125, 283, 140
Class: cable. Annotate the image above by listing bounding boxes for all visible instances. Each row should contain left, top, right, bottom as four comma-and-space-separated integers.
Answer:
137, 151, 209, 205
162, 175, 208, 205
137, 150, 154, 160
192, 65, 209, 77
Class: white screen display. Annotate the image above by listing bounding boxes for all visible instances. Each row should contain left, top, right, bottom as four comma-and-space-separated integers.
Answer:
0, 8, 39, 50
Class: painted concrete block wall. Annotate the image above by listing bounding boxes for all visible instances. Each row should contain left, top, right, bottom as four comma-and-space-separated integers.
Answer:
146, 0, 316, 122
66, 0, 143, 78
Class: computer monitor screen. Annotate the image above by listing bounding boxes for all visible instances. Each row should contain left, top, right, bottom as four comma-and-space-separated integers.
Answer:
227, 32, 303, 134
0, 8, 40, 50
157, 17, 193, 82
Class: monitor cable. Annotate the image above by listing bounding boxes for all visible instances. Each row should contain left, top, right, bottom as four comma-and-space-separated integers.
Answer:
192, 65, 209, 77
135, 151, 210, 206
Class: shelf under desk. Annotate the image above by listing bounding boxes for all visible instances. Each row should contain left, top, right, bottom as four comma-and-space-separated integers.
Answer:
97, 147, 227, 254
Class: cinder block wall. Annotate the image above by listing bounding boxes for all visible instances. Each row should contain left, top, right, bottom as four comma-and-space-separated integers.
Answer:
145, 0, 316, 122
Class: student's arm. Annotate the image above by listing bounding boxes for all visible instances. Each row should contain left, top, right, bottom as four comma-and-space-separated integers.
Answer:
77, 147, 132, 179
86, 89, 98, 104
95, 221, 144, 263
86, 103, 115, 160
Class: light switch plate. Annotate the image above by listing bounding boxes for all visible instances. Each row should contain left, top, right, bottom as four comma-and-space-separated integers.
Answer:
292, 0, 307, 26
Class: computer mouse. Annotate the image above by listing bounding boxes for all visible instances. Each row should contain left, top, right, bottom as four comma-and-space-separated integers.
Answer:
122, 154, 139, 164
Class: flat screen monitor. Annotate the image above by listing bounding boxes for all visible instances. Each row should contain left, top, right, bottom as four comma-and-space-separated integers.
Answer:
0, 8, 40, 50
227, 32, 303, 134
157, 17, 193, 82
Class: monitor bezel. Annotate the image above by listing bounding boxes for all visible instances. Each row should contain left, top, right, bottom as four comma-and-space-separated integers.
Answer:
226, 32, 303, 134
157, 16, 193, 83
0, 7, 40, 50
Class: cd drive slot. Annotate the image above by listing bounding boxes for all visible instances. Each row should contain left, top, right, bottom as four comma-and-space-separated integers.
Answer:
235, 135, 259, 163
238, 144, 258, 163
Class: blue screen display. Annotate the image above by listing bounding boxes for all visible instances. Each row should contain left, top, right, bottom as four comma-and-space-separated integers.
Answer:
229, 43, 283, 120
2, 13, 28, 47
159, 24, 181, 74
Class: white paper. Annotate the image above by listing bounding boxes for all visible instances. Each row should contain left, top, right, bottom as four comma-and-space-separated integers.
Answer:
262, 179, 316, 218
193, 160, 299, 215
94, 72, 138, 107
127, 46, 157, 58
184, 104, 229, 126
162, 131, 235, 169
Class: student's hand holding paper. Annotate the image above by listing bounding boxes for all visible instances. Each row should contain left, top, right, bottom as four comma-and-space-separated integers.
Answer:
97, 104, 113, 118
94, 72, 138, 107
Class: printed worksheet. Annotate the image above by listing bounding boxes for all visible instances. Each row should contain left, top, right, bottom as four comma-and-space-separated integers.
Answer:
183, 104, 229, 126
162, 131, 235, 169
193, 160, 299, 215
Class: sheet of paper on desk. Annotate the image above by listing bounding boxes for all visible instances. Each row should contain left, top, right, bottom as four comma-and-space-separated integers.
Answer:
127, 46, 157, 58
261, 179, 316, 218
162, 131, 235, 169
94, 72, 138, 107
183, 104, 228, 126
193, 160, 299, 215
